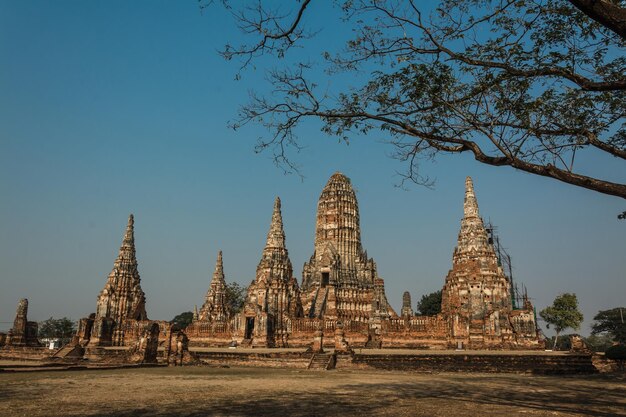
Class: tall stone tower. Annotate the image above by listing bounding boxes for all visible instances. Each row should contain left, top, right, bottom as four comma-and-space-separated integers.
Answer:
198, 251, 230, 322
301, 172, 395, 321
256, 197, 294, 284
5, 299, 39, 347
91, 214, 148, 346
401, 291, 414, 318
243, 197, 302, 347
441, 178, 513, 346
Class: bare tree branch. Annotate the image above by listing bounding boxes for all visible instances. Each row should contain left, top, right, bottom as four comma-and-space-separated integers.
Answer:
210, 0, 626, 202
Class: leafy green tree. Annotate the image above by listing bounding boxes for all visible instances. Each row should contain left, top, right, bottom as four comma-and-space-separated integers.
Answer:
540, 293, 584, 350
591, 307, 626, 344
38, 317, 76, 344
210, 1, 626, 202
170, 312, 194, 330
416, 290, 442, 316
226, 282, 247, 315
584, 333, 615, 353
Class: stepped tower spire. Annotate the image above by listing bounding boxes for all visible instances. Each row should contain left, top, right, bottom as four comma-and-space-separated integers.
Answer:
123, 214, 134, 246
464, 176, 480, 219
198, 251, 229, 322
243, 197, 302, 347
264, 197, 287, 255
313, 172, 363, 272
255, 197, 293, 283
456, 177, 491, 255
303, 172, 375, 290
214, 250, 225, 282
5, 298, 40, 347
401, 291, 414, 318
441, 178, 511, 318
115, 214, 138, 281
301, 172, 396, 321
94, 214, 148, 345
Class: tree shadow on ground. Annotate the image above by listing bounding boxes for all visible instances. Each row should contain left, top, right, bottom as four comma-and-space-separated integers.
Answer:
86, 373, 626, 417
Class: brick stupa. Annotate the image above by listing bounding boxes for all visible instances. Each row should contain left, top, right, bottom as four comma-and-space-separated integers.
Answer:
301, 172, 396, 321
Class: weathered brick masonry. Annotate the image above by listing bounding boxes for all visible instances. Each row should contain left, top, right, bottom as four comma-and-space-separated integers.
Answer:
185, 173, 541, 350
69, 173, 540, 353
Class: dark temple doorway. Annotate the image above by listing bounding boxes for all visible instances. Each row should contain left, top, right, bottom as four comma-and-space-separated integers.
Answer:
321, 272, 330, 287
245, 317, 255, 339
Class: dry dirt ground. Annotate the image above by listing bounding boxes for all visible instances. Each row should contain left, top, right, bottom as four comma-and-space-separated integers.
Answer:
1, 366, 625, 417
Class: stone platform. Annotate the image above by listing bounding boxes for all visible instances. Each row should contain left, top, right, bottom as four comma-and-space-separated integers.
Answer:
1, 347, 599, 374
189, 348, 597, 374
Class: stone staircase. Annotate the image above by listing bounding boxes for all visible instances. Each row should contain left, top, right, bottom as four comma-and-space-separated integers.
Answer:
52, 344, 84, 359
468, 319, 485, 348
240, 338, 253, 348
311, 287, 329, 318
364, 328, 382, 349
308, 353, 335, 370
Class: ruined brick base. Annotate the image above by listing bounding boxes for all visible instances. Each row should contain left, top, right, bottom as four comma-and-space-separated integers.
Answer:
189, 350, 597, 374
0, 346, 53, 361
187, 315, 542, 351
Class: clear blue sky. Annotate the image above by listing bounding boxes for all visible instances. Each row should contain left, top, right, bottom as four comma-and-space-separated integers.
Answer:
1, 1, 624, 336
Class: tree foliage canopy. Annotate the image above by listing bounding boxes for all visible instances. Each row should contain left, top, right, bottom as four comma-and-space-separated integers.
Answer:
38, 317, 76, 342
540, 293, 584, 333
170, 311, 194, 330
591, 307, 626, 343
416, 290, 443, 316
225, 282, 247, 315
581, 333, 614, 352
210, 0, 626, 202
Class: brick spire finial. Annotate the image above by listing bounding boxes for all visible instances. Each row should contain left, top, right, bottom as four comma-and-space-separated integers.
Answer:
212, 250, 225, 284
456, 177, 489, 252
198, 251, 229, 322
256, 197, 293, 284
126, 213, 134, 232
117, 214, 135, 256
464, 177, 480, 219
264, 197, 286, 251
114, 214, 138, 267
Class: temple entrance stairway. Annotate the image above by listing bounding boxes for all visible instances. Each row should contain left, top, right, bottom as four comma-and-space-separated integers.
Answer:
308, 353, 335, 370
52, 344, 84, 359
310, 287, 329, 318
469, 319, 485, 348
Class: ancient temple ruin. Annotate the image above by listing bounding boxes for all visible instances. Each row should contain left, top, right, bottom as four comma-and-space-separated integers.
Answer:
58, 174, 539, 353
439, 177, 539, 348
70, 214, 171, 353
240, 197, 302, 347
198, 251, 230, 322
4, 299, 39, 348
185, 251, 233, 345
182, 173, 540, 349
442, 177, 512, 316
401, 291, 414, 318
301, 172, 396, 322
87, 214, 148, 346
